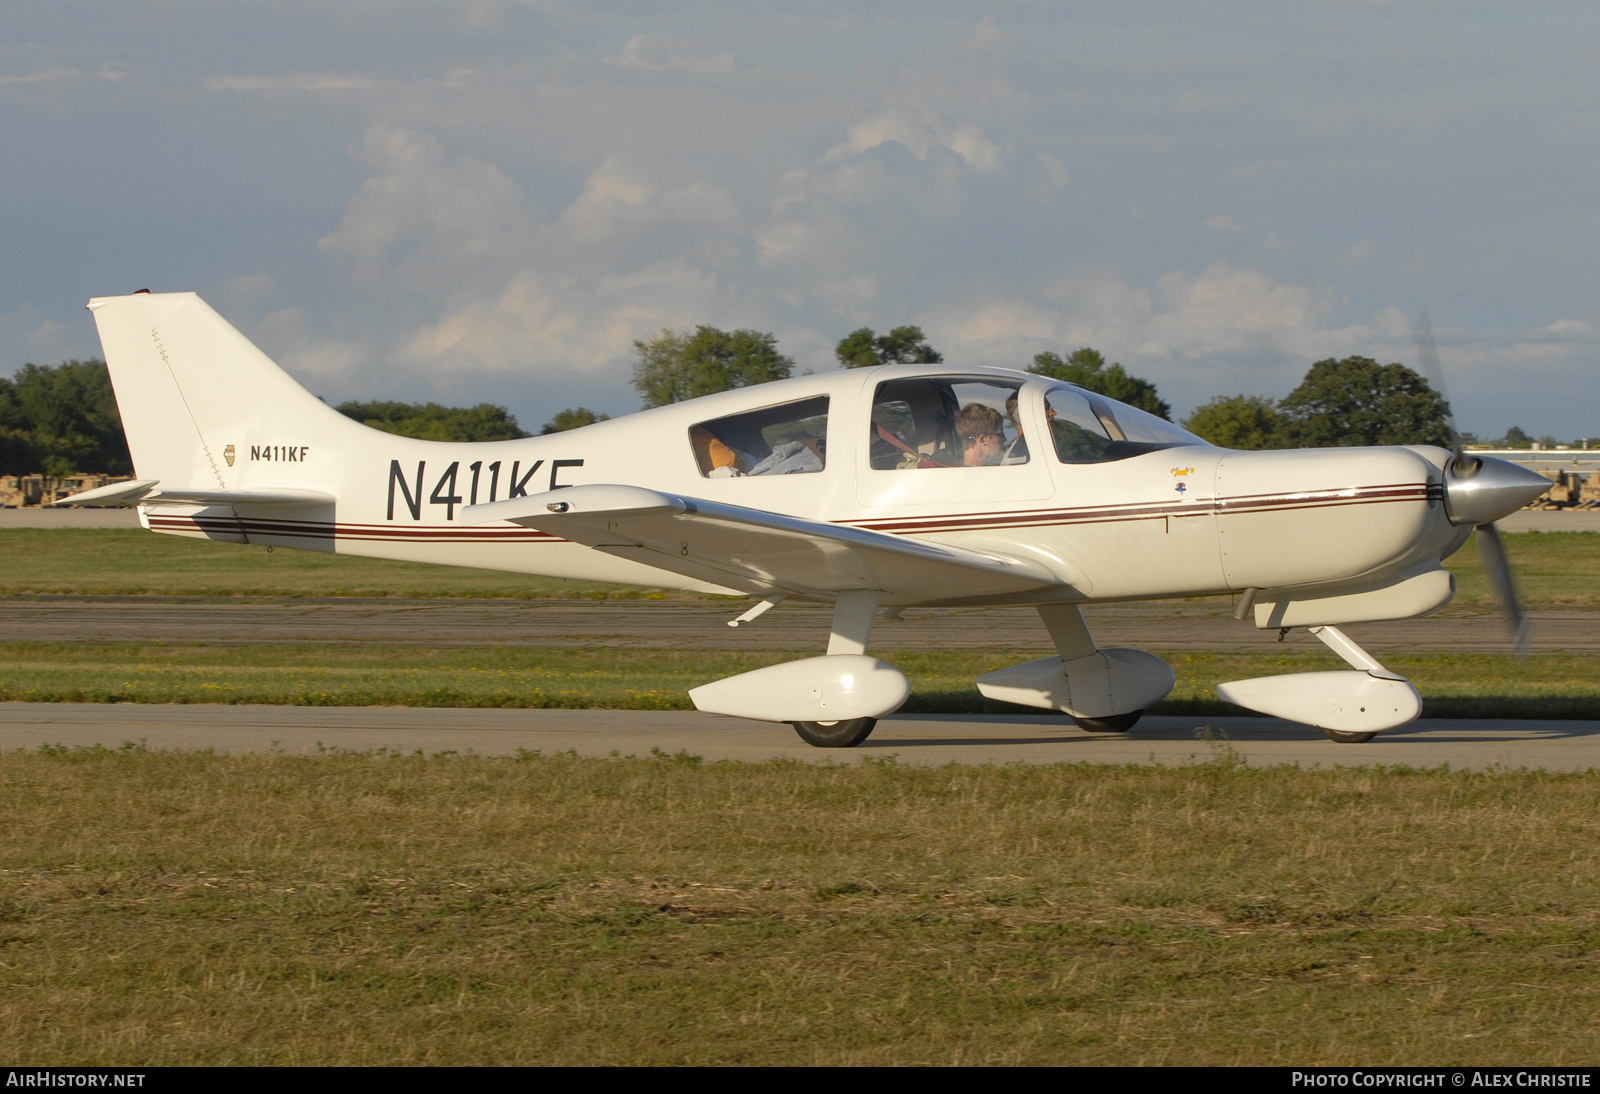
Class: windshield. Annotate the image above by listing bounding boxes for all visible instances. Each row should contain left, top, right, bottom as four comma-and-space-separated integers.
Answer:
1045, 385, 1205, 464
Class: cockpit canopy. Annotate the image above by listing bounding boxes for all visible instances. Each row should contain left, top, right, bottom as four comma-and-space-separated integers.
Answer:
684, 370, 1206, 479
866, 376, 1201, 470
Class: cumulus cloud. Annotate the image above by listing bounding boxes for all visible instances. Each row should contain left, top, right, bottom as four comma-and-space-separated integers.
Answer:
393, 260, 729, 379
318, 125, 532, 293
1038, 154, 1071, 189
611, 34, 736, 73
821, 107, 1002, 174
560, 159, 736, 241
250, 307, 378, 386
206, 72, 378, 93
0, 306, 93, 367
0, 67, 83, 85
923, 262, 1492, 412
1548, 318, 1592, 337
306, 125, 762, 390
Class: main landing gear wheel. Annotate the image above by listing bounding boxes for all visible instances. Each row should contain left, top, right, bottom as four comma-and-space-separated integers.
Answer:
1320, 728, 1378, 744
791, 718, 878, 748
1069, 711, 1143, 733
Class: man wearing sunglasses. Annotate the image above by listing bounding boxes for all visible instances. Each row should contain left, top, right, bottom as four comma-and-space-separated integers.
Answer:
956, 403, 1007, 467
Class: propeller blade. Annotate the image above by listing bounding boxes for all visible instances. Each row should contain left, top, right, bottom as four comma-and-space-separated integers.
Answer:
1418, 312, 1529, 658
1414, 310, 1470, 473
1476, 521, 1531, 661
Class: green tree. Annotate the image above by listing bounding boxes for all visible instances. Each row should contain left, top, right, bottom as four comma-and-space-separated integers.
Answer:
3, 359, 131, 476
1181, 395, 1283, 450
0, 376, 32, 475
1029, 348, 1171, 420
632, 326, 794, 408
834, 326, 943, 369
541, 407, 610, 434
335, 401, 529, 442
1276, 356, 1451, 448
1501, 426, 1532, 449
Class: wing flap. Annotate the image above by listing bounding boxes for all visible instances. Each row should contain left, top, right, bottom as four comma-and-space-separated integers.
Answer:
462, 485, 1058, 601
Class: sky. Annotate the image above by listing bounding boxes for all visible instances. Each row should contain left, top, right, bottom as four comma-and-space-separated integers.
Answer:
3, 1, 1597, 440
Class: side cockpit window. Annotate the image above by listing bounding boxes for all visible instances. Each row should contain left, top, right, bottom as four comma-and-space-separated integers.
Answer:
869, 378, 1028, 469
690, 396, 828, 478
1045, 385, 1202, 464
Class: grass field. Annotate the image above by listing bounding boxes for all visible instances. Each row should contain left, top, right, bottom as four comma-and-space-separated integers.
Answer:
2, 534, 1595, 1067
1, 642, 1596, 718
2, 528, 1598, 606
2, 746, 1597, 1065
0, 528, 683, 600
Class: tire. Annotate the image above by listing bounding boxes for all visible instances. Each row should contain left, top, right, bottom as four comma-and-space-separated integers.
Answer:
791, 718, 877, 748
1069, 710, 1143, 733
1321, 728, 1377, 744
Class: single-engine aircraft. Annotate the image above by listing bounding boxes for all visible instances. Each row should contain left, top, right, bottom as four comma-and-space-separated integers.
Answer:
61, 292, 1550, 747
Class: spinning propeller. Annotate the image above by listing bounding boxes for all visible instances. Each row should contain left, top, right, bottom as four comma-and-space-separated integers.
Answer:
1414, 312, 1549, 659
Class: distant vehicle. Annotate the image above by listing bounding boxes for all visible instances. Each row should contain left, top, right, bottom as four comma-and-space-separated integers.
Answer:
63, 292, 1547, 747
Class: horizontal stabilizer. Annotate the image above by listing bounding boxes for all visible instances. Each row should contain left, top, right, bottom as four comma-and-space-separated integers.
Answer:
143, 487, 337, 507
52, 480, 334, 508
51, 479, 159, 507
463, 484, 1059, 602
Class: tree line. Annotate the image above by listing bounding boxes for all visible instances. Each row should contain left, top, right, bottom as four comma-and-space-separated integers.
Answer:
628, 322, 1459, 448
4, 334, 1575, 479
0, 363, 613, 477
0, 360, 133, 479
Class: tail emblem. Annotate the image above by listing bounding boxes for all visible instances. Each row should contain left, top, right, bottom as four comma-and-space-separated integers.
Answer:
223, 444, 236, 467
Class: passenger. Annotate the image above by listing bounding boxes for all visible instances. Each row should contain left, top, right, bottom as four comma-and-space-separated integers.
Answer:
956, 403, 1006, 467
1003, 393, 1029, 464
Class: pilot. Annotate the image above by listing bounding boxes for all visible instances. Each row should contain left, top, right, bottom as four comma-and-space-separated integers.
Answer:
956, 403, 1006, 467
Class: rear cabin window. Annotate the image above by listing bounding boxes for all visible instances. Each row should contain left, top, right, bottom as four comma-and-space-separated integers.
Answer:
869, 378, 1028, 469
689, 396, 829, 478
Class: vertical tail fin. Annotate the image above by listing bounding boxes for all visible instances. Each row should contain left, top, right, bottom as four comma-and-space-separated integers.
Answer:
86, 292, 363, 487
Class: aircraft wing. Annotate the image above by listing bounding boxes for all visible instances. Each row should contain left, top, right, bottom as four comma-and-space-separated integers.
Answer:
462, 484, 1060, 602
52, 480, 335, 507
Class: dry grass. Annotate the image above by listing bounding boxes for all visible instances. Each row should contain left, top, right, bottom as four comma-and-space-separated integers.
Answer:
1451, 530, 1600, 607
2, 747, 1597, 1065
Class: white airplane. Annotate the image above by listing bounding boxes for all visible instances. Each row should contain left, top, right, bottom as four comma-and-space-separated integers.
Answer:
61, 291, 1549, 747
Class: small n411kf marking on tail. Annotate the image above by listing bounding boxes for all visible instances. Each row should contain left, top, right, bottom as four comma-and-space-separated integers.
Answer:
252, 445, 309, 462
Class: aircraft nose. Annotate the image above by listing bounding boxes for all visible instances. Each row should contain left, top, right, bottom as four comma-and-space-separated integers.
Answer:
1442, 456, 1553, 526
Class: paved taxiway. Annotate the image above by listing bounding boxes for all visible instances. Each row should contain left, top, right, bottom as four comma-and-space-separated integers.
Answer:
3, 703, 1597, 771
